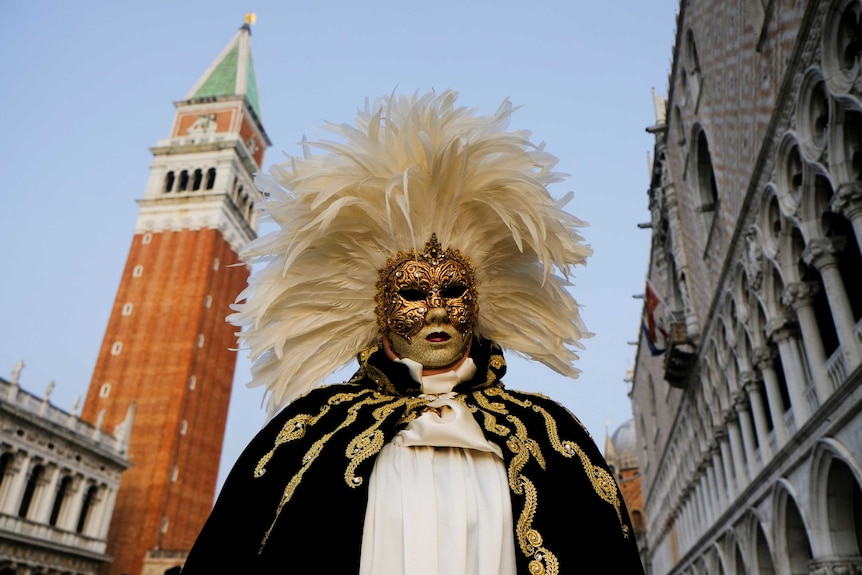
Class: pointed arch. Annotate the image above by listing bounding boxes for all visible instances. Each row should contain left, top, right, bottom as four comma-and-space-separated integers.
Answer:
810, 438, 862, 558
773, 479, 814, 574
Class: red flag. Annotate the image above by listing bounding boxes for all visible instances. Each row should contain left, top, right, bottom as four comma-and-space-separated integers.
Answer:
642, 280, 669, 356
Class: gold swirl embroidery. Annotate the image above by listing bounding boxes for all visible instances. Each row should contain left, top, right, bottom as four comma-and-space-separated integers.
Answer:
516, 476, 559, 575
506, 435, 531, 490
506, 414, 546, 470
484, 389, 627, 536
477, 409, 511, 436
344, 396, 426, 486
258, 391, 395, 551
471, 389, 507, 413
255, 389, 375, 478
577, 452, 629, 539
521, 401, 628, 536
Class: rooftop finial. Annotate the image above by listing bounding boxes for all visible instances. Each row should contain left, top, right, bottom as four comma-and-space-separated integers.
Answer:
245, 12, 257, 26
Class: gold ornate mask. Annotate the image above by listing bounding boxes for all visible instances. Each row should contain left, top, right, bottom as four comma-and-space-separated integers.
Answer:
376, 234, 478, 344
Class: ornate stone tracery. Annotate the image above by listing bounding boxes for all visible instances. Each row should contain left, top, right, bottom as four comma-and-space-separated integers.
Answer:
634, 1, 862, 573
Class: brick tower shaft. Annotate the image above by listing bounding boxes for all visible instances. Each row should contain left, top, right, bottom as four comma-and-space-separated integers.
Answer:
81, 20, 270, 575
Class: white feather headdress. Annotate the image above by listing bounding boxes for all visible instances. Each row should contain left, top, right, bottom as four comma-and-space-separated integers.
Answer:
231, 90, 593, 414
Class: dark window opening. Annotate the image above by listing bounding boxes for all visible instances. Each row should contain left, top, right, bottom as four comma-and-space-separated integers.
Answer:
192, 169, 203, 191
824, 213, 862, 321
18, 465, 44, 518
178, 170, 189, 192
696, 129, 719, 223
164, 171, 175, 193
76, 485, 98, 533
49, 476, 73, 526
206, 168, 216, 190
771, 342, 793, 412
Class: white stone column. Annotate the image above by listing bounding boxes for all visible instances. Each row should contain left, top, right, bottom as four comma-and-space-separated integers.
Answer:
32, 463, 60, 523
725, 411, 749, 488
0, 451, 20, 511
82, 485, 106, 537
717, 431, 736, 500
710, 446, 727, 510
783, 281, 832, 406
98, 485, 119, 539
59, 476, 87, 532
692, 474, 704, 535
804, 237, 862, 369
704, 459, 719, 522
678, 499, 689, 550
734, 392, 760, 477
699, 471, 712, 529
0, 452, 31, 515
831, 182, 862, 257
767, 315, 812, 427
742, 371, 774, 459
753, 348, 790, 447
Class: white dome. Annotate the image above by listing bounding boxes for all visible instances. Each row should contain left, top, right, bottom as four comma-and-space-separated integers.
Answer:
611, 418, 639, 470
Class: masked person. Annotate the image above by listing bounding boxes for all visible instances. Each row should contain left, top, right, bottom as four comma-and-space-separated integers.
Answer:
181, 92, 645, 575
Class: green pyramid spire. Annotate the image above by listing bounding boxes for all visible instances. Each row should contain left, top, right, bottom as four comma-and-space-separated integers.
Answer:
185, 24, 263, 120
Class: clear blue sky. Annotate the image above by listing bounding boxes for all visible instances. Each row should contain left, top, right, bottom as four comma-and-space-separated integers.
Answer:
0, 1, 679, 489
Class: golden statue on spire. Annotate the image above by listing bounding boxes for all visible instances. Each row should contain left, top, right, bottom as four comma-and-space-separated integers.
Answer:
245, 12, 257, 26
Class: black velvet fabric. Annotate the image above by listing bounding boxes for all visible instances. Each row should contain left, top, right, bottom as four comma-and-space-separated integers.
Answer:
182, 339, 645, 574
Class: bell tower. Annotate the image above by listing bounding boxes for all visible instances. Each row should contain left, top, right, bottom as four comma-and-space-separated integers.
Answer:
81, 16, 270, 575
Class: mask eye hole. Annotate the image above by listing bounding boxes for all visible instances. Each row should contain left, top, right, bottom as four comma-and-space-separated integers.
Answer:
398, 288, 426, 302
441, 285, 467, 299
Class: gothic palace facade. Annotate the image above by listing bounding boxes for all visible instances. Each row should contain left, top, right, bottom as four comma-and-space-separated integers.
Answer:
0, 370, 131, 575
633, 0, 862, 573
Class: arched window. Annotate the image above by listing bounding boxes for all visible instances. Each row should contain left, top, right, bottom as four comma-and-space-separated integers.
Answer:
206, 168, 216, 190
49, 475, 73, 526
164, 171, 175, 193
18, 464, 44, 518
824, 213, 862, 321
76, 485, 98, 534
770, 340, 793, 414
0, 453, 11, 495
694, 128, 719, 235
192, 169, 203, 191
825, 457, 862, 556
178, 170, 189, 192
785, 494, 814, 574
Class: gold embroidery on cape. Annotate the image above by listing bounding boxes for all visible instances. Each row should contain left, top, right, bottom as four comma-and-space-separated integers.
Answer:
255, 389, 375, 478
515, 476, 559, 575
570, 443, 629, 538
473, 388, 558, 571
493, 389, 629, 538
257, 391, 395, 551
507, 414, 546, 470
344, 396, 427, 486
472, 389, 507, 413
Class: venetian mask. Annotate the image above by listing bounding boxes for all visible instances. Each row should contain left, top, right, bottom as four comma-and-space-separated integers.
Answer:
376, 234, 478, 368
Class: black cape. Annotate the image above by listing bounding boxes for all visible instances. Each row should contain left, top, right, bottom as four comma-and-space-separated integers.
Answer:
183, 339, 645, 574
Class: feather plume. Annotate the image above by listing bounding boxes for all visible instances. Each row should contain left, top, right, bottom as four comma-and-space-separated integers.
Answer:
230, 90, 593, 415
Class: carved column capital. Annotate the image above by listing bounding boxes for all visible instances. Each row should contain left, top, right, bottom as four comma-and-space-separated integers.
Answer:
724, 408, 739, 424
753, 347, 777, 370
803, 237, 848, 271
732, 390, 750, 411
832, 181, 862, 221
782, 281, 821, 310
741, 370, 763, 388
766, 312, 799, 342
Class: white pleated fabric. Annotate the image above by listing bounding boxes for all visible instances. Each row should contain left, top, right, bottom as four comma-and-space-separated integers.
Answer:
358, 358, 517, 575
